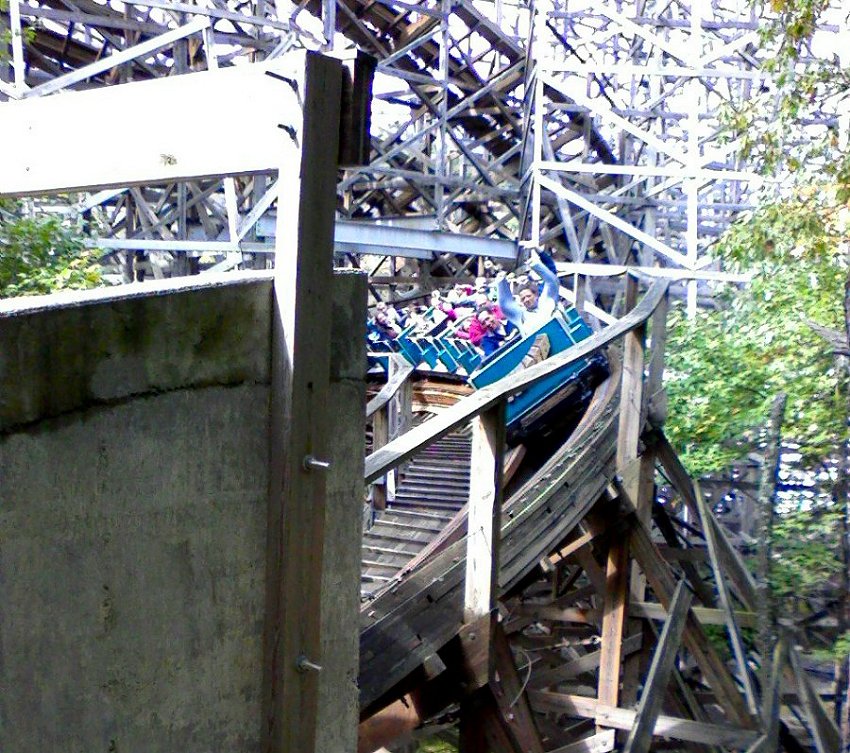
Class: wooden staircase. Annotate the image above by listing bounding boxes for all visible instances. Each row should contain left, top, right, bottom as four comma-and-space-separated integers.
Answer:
361, 426, 471, 599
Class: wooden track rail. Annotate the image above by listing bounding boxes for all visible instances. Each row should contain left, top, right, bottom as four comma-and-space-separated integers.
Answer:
356, 273, 838, 753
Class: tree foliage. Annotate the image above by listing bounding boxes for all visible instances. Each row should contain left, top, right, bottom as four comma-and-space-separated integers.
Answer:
0, 207, 102, 298
665, 189, 848, 476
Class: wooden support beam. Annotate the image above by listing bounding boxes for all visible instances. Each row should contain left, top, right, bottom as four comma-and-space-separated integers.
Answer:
628, 516, 755, 727
371, 408, 389, 511
596, 537, 630, 710
528, 692, 760, 748
694, 481, 759, 716
262, 52, 342, 753
318, 270, 368, 753
0, 55, 304, 196
548, 730, 615, 753
531, 634, 643, 689
630, 601, 756, 628
789, 645, 841, 753
489, 623, 545, 753
761, 637, 788, 752
464, 402, 506, 623
655, 434, 758, 608
623, 580, 693, 753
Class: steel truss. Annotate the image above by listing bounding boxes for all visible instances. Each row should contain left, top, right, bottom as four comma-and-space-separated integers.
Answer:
0, 0, 841, 306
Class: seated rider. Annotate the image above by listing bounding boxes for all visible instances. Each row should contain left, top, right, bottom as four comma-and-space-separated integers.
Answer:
475, 309, 515, 357
496, 249, 560, 336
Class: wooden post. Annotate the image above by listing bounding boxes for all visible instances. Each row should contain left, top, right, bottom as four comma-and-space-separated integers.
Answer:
623, 580, 693, 753
575, 273, 587, 314
756, 394, 785, 702
645, 286, 669, 427
464, 401, 507, 624
371, 407, 389, 511
695, 481, 759, 716
599, 272, 646, 712
316, 270, 367, 753
262, 52, 342, 753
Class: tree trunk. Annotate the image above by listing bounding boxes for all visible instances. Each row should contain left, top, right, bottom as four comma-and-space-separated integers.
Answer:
756, 393, 786, 699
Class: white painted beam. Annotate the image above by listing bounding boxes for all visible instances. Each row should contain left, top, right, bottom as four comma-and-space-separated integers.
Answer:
0, 57, 304, 197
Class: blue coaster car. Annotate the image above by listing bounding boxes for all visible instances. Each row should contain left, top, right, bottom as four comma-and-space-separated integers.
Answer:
468, 306, 607, 439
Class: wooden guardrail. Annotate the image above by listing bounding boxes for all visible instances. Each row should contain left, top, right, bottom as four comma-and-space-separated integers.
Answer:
366, 354, 414, 510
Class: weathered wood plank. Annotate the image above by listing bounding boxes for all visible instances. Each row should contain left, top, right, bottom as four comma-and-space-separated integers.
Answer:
528, 692, 760, 748
597, 536, 630, 709
531, 634, 643, 689
547, 730, 615, 753
623, 580, 692, 753
789, 645, 841, 753
628, 516, 755, 727
465, 402, 506, 622
262, 52, 342, 753
695, 481, 759, 715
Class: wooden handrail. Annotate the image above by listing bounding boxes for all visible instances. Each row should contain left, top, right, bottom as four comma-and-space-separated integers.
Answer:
365, 354, 415, 419
365, 277, 669, 484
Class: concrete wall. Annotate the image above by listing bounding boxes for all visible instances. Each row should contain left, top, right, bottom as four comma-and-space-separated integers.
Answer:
0, 275, 275, 752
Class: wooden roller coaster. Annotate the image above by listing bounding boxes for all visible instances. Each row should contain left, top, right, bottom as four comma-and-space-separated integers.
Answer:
358, 276, 839, 753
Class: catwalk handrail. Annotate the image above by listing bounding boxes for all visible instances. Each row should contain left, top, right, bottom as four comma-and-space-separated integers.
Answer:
364, 275, 669, 484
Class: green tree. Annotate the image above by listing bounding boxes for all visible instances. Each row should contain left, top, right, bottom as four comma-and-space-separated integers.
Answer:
0, 208, 102, 297
665, 189, 847, 476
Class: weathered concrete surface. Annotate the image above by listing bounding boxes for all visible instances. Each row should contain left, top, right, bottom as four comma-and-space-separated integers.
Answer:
0, 387, 268, 752
0, 270, 365, 753
0, 272, 273, 431
0, 275, 273, 753
317, 270, 367, 753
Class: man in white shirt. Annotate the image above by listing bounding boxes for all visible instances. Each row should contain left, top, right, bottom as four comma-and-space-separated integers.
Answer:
496, 250, 560, 336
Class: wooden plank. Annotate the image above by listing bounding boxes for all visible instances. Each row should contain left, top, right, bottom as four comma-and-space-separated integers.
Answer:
628, 516, 755, 727
655, 434, 758, 608
364, 280, 669, 483
0, 55, 303, 196
694, 481, 759, 715
371, 407, 389, 511
645, 286, 669, 426
623, 580, 693, 753
489, 624, 545, 753
528, 692, 760, 748
547, 530, 594, 567
761, 637, 787, 752
366, 354, 414, 417
547, 730, 615, 753
262, 51, 342, 753
531, 633, 643, 688
616, 272, 645, 469
630, 601, 757, 629
597, 537, 629, 709
789, 645, 841, 753
25, 17, 211, 98
465, 401, 506, 622
317, 270, 368, 753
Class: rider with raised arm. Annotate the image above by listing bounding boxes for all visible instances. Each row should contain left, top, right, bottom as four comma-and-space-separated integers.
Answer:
496, 249, 561, 336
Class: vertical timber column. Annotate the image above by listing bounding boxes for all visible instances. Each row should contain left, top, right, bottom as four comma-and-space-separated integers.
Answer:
316, 269, 368, 753
464, 402, 507, 626
598, 273, 646, 712
263, 52, 343, 753
460, 402, 507, 753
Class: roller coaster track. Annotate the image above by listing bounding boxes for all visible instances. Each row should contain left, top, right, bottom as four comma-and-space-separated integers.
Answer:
356, 280, 661, 727
356, 277, 840, 753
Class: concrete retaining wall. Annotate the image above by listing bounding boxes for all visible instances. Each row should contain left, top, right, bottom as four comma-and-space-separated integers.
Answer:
0, 275, 276, 752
